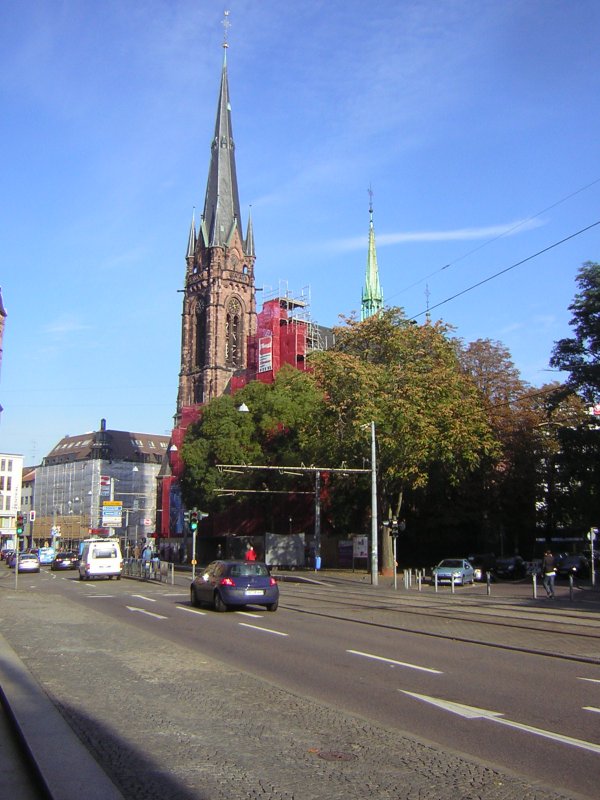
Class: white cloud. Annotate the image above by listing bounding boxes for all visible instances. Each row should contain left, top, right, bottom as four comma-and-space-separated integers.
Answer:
326, 218, 546, 253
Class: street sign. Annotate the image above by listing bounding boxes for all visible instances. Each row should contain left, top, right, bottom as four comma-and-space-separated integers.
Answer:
102, 501, 123, 527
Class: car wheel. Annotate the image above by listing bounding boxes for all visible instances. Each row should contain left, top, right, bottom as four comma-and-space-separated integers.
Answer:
190, 587, 200, 607
266, 600, 278, 612
214, 592, 228, 612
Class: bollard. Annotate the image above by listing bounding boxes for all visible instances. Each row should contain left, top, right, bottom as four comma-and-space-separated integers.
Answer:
569, 574, 574, 601
486, 571, 491, 596
451, 574, 455, 594
434, 573, 438, 593
532, 572, 537, 599
417, 573, 422, 592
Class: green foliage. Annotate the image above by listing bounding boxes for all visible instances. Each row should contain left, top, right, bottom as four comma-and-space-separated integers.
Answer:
550, 261, 600, 403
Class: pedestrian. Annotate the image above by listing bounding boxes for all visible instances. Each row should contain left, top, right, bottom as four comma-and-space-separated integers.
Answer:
245, 543, 257, 562
542, 550, 556, 598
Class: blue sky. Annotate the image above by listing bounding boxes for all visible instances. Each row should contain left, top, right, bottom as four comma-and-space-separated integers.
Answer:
1, 0, 599, 465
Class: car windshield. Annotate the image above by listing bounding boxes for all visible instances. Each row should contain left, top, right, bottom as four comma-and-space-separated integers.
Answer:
438, 560, 463, 568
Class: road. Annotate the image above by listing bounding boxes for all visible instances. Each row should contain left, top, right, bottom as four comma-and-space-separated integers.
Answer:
1, 567, 599, 800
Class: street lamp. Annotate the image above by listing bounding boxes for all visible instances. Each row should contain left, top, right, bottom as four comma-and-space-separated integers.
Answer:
361, 421, 378, 587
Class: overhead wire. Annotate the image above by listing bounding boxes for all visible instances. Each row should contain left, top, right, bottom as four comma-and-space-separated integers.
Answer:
388, 176, 600, 300
408, 219, 600, 321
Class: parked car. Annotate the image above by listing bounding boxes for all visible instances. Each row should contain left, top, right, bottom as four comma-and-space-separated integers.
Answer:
190, 560, 279, 611
51, 551, 79, 571
494, 555, 527, 580
467, 553, 497, 581
16, 553, 41, 573
1, 547, 14, 562
432, 559, 474, 586
556, 554, 589, 579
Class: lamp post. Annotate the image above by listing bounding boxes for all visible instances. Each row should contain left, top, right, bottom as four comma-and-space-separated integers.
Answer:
369, 421, 378, 586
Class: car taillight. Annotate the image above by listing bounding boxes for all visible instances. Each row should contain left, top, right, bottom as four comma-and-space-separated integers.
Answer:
220, 577, 235, 586
269, 577, 277, 586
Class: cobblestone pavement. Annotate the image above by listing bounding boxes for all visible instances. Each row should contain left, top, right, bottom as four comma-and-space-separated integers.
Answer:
0, 586, 581, 800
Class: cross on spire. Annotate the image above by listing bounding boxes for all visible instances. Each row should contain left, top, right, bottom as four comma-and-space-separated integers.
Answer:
222, 10, 231, 48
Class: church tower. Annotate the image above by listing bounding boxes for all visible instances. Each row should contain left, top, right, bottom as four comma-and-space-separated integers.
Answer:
176, 37, 256, 420
361, 190, 383, 321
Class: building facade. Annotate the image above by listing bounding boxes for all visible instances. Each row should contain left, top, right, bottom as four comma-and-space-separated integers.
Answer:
0, 452, 24, 547
33, 420, 170, 551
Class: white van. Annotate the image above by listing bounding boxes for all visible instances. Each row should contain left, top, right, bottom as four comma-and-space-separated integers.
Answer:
78, 538, 123, 580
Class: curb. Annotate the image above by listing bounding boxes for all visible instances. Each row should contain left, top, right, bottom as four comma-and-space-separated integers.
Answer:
0, 632, 124, 800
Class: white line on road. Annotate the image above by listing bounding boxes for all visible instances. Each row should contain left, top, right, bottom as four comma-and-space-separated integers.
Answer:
347, 649, 442, 674
583, 706, 600, 714
236, 611, 263, 618
578, 677, 600, 684
177, 606, 207, 616
402, 691, 600, 754
131, 594, 156, 602
85, 595, 114, 598
238, 623, 288, 637
164, 593, 188, 597
126, 605, 168, 620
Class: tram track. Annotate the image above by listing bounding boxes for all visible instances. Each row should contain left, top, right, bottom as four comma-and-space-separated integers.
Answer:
278, 581, 600, 664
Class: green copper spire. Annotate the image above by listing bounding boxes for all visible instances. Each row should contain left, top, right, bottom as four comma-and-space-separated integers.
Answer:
361, 190, 383, 320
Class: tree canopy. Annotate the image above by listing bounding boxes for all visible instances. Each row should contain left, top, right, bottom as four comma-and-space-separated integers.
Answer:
550, 261, 600, 403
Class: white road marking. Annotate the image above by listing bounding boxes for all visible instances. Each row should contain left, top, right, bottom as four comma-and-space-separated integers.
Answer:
85, 595, 114, 598
238, 623, 288, 637
131, 594, 156, 602
578, 677, 600, 684
402, 691, 600, 754
583, 706, 600, 714
164, 593, 188, 597
236, 610, 263, 618
177, 606, 207, 616
126, 605, 168, 620
347, 649, 442, 674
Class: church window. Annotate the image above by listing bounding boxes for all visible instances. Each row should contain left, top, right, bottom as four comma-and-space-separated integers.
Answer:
195, 301, 206, 368
226, 298, 243, 368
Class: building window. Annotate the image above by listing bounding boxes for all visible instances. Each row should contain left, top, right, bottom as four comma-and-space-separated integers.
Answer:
0, 459, 4, 471
0, 477, 4, 491
6, 477, 11, 491
225, 298, 242, 368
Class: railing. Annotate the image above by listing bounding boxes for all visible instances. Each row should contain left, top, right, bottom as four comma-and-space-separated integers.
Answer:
121, 558, 175, 585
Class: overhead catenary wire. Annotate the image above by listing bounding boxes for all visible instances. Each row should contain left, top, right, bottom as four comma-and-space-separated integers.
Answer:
408, 219, 600, 321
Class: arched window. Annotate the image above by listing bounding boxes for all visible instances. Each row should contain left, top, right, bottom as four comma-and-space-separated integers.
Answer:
225, 298, 242, 368
195, 300, 206, 368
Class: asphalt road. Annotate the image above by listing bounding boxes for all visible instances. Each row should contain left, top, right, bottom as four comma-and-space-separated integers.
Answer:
1, 567, 599, 800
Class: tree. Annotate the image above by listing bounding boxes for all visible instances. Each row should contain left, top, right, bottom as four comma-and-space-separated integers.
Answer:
550, 261, 600, 403
310, 310, 498, 568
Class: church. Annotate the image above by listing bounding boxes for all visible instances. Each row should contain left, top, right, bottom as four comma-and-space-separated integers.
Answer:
159, 32, 383, 541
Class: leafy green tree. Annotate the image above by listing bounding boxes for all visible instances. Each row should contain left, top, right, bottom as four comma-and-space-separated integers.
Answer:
310, 310, 498, 569
550, 261, 600, 403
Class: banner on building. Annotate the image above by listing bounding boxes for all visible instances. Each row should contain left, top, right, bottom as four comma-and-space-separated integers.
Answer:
258, 336, 273, 373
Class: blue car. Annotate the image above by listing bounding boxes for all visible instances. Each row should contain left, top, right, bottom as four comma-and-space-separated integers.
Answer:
432, 558, 474, 586
190, 560, 279, 612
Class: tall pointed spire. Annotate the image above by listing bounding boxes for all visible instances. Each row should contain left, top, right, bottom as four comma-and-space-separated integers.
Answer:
185, 208, 196, 259
201, 25, 242, 249
245, 206, 255, 257
361, 188, 383, 320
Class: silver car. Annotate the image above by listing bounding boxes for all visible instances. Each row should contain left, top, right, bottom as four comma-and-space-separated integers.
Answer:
16, 553, 41, 573
432, 558, 474, 586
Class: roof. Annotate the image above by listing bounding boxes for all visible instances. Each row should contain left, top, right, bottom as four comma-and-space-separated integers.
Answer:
44, 427, 171, 466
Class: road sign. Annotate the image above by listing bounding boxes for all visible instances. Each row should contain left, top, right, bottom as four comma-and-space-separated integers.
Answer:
102, 501, 123, 527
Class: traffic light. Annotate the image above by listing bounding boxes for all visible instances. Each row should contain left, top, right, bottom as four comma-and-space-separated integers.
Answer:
16, 512, 25, 535
190, 510, 199, 531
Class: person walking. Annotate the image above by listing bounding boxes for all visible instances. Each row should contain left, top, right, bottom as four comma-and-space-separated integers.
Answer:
542, 550, 556, 598
244, 544, 257, 562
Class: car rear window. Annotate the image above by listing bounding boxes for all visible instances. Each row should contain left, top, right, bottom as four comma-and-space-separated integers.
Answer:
92, 546, 118, 559
229, 564, 269, 577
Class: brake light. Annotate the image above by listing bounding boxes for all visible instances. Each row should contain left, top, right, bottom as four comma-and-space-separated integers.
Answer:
220, 577, 235, 586
269, 577, 277, 586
